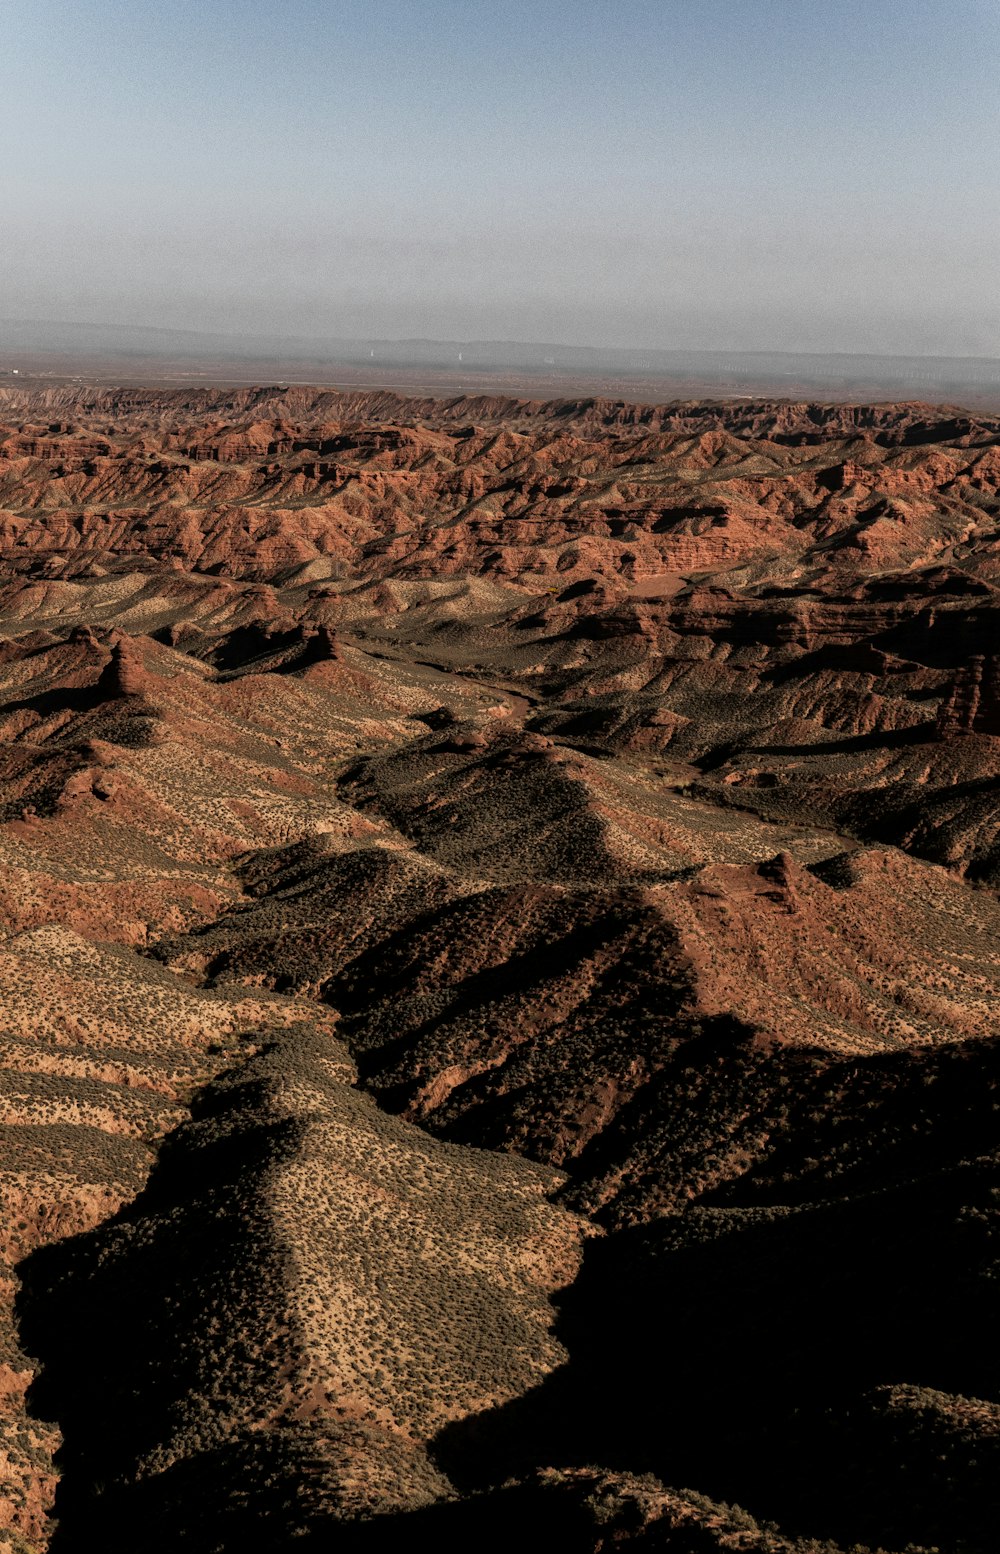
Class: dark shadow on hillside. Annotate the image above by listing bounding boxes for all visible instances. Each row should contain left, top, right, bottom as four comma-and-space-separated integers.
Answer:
859, 771, 1000, 817
15, 1030, 1000, 1553
0, 682, 109, 720
15, 1063, 310, 1554
427, 1121, 1000, 1554
336, 890, 661, 1090
321, 1482, 606, 1554
744, 723, 928, 758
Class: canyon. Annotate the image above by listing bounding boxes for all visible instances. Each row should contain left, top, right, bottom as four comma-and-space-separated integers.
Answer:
0, 383, 997, 1552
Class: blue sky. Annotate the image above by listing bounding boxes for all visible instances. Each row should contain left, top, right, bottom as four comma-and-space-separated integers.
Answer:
2, 0, 998, 352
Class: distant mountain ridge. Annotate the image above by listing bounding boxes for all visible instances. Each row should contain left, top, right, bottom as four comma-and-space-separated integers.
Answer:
3, 316, 1000, 396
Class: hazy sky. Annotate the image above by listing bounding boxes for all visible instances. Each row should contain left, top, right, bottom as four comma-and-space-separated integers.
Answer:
2, 0, 999, 354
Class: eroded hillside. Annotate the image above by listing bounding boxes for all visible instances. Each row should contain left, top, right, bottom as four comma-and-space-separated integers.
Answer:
0, 385, 997, 1552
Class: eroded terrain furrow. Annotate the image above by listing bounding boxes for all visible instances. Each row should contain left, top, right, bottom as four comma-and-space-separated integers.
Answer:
0, 388, 998, 1552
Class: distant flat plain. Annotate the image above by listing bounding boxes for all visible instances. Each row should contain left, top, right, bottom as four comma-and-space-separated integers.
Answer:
2, 326, 1000, 410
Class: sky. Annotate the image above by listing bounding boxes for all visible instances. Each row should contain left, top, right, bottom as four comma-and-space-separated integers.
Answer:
2, 0, 999, 355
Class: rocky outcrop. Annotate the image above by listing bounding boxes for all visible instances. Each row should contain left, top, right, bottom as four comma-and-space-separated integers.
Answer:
935, 653, 1000, 738
293, 623, 342, 668
96, 635, 153, 701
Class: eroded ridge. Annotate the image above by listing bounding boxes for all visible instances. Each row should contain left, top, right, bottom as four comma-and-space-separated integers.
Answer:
19, 1025, 586, 1548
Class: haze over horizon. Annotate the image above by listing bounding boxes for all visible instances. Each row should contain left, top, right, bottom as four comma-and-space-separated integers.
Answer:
3, 0, 999, 358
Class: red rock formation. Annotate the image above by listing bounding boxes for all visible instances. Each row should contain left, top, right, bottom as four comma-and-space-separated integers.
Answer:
935, 654, 1000, 738
96, 634, 153, 700
296, 623, 341, 666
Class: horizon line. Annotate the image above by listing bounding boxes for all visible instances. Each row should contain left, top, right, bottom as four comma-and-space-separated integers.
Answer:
3, 317, 1000, 369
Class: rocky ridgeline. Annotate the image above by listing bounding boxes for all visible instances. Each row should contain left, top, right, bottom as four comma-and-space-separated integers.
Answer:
1, 384, 998, 444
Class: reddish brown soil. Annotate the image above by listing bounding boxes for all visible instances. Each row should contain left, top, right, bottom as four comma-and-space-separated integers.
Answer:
0, 385, 998, 1552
